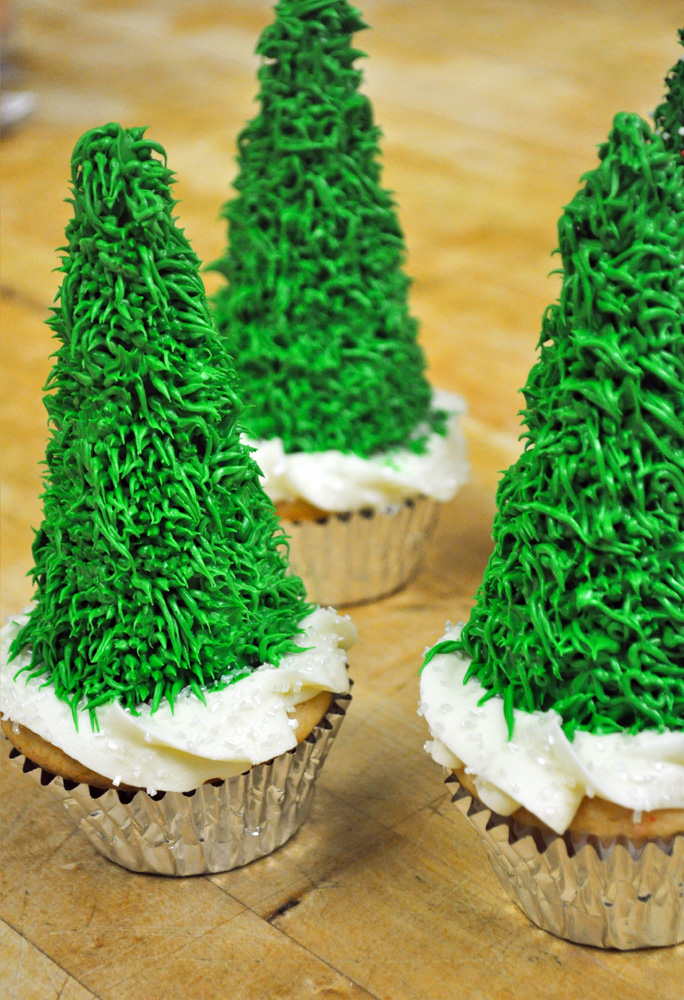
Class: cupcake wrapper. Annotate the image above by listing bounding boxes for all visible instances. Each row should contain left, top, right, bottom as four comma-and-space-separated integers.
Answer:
7, 690, 351, 876
446, 774, 684, 949
283, 495, 440, 606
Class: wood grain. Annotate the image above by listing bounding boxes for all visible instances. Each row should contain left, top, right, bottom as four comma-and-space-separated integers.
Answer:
2, 2, 684, 998
0, 921, 97, 1000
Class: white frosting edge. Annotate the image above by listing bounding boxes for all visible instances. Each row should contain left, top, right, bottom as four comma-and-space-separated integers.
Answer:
247, 388, 468, 511
1, 607, 356, 793
419, 624, 684, 835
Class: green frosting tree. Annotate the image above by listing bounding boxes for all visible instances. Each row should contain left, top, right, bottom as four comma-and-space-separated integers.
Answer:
210, 0, 443, 457
427, 109, 684, 738
654, 28, 684, 156
11, 123, 311, 722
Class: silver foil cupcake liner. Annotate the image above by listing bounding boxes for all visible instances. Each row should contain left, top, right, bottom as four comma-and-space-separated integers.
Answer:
282, 495, 440, 606
7, 690, 351, 876
446, 774, 684, 949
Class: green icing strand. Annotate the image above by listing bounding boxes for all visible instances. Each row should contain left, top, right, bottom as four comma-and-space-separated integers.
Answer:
10, 123, 313, 725
209, 0, 445, 458
654, 29, 684, 157
427, 111, 684, 739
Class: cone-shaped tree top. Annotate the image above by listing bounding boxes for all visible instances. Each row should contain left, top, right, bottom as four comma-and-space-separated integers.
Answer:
426, 112, 684, 739
210, 0, 444, 458
10, 123, 312, 722
654, 29, 684, 157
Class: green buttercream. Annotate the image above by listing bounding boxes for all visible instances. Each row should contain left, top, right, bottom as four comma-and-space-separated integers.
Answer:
654, 29, 684, 156
426, 110, 684, 738
210, 0, 444, 457
10, 123, 312, 724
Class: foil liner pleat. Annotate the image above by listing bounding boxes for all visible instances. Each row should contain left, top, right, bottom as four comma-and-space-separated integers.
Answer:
7, 690, 351, 876
282, 495, 440, 606
446, 774, 684, 949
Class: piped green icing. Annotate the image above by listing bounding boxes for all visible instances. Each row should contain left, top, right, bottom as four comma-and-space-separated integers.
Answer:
654, 29, 684, 157
10, 123, 312, 724
426, 109, 684, 738
209, 0, 444, 458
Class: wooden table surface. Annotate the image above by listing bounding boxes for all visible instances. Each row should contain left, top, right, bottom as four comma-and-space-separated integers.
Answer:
2, 1, 684, 997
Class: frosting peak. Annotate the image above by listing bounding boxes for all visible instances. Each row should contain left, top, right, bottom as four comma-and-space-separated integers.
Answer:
210, 0, 439, 456
449, 113, 684, 738
11, 123, 312, 719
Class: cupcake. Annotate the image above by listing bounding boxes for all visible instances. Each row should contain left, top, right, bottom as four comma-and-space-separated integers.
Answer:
209, 0, 468, 606
1, 123, 356, 876
420, 45, 684, 950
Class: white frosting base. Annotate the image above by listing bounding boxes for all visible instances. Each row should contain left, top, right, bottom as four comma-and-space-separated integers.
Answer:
420, 624, 684, 835
248, 389, 468, 511
1, 608, 356, 793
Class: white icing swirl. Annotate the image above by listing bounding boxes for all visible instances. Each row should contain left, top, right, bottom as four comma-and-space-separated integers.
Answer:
1, 608, 356, 793
420, 624, 684, 835
248, 388, 468, 511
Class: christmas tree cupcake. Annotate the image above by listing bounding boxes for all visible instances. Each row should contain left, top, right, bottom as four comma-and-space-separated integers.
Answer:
420, 41, 684, 949
210, 0, 467, 606
0, 123, 356, 876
